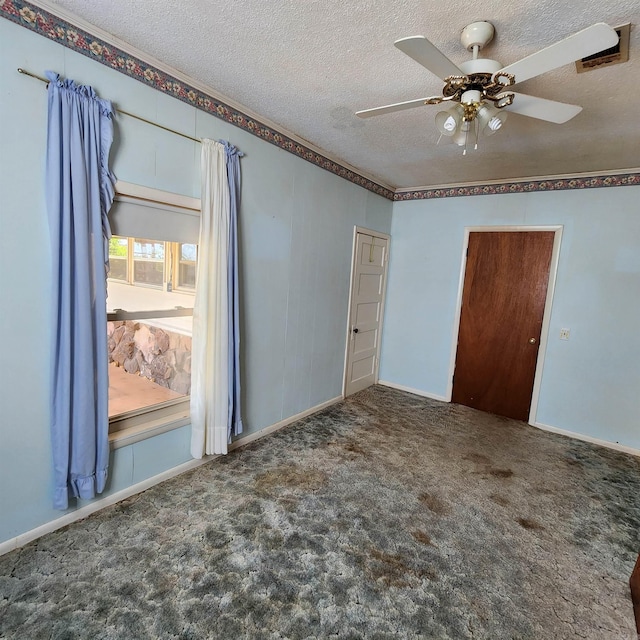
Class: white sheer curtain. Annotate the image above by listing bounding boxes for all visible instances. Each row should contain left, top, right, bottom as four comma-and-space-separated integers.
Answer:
190, 140, 230, 457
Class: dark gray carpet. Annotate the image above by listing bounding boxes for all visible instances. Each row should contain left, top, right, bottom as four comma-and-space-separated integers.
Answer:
1, 386, 639, 639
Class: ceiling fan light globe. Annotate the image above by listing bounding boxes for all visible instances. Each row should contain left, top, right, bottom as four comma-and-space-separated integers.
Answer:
452, 131, 467, 146
435, 109, 461, 137
477, 104, 508, 136
452, 121, 471, 146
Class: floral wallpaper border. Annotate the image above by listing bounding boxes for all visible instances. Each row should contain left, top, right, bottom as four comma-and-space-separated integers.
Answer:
394, 173, 640, 201
2, 0, 638, 203
1, 0, 395, 200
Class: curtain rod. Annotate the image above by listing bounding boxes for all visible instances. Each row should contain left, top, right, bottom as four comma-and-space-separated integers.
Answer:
17, 68, 201, 144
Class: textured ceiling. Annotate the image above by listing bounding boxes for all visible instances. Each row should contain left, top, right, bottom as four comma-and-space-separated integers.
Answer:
43, 0, 640, 189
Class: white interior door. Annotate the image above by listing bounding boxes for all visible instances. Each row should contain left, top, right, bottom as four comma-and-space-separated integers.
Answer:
344, 231, 389, 396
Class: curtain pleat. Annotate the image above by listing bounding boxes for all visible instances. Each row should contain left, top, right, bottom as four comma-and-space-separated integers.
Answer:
46, 72, 116, 510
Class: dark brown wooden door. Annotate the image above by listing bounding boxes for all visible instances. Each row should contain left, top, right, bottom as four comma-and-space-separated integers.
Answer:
452, 231, 555, 421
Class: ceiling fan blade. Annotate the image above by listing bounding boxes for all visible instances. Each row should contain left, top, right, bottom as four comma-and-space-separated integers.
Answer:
356, 97, 431, 118
499, 23, 619, 84
394, 36, 462, 80
505, 93, 582, 124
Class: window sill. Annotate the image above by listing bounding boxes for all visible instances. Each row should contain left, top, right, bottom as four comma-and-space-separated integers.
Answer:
109, 399, 190, 449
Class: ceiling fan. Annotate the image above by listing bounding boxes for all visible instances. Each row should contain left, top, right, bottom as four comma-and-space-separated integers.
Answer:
356, 21, 619, 153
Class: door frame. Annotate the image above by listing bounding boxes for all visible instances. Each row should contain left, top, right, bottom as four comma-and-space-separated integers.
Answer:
446, 225, 563, 424
342, 226, 391, 397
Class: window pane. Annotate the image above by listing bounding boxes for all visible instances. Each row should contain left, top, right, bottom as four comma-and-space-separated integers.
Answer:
179, 263, 196, 289
109, 258, 128, 281
181, 243, 197, 262
134, 239, 165, 260
133, 239, 164, 287
108, 236, 128, 281
177, 243, 197, 289
109, 236, 128, 257
133, 261, 164, 286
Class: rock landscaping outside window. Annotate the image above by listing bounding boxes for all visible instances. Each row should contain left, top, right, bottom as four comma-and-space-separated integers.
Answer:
108, 320, 192, 395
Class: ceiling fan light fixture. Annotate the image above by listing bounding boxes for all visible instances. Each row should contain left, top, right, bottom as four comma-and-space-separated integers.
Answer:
452, 121, 471, 147
435, 105, 464, 136
477, 104, 508, 135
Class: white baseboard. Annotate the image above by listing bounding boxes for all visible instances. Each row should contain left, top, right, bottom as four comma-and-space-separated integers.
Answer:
0, 456, 212, 558
532, 421, 640, 458
377, 380, 448, 403
0, 395, 343, 557
377, 383, 640, 458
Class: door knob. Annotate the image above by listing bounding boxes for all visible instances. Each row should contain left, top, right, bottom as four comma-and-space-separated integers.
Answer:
529, 337, 537, 344
353, 328, 359, 334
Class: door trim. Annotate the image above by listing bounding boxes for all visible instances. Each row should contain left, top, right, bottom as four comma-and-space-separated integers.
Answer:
446, 225, 563, 424
342, 226, 391, 397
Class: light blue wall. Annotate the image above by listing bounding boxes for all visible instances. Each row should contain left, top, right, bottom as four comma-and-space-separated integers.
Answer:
380, 187, 640, 450
0, 18, 392, 545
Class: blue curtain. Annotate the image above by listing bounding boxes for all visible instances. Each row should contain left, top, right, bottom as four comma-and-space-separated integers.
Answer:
221, 140, 244, 441
46, 72, 116, 510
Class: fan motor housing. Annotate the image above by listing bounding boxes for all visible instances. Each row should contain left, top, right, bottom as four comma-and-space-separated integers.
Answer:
459, 59, 502, 75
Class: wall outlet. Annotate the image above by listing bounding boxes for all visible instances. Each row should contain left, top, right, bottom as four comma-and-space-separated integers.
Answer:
560, 328, 570, 340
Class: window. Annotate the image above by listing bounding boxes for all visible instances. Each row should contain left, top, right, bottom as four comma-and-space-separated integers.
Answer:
108, 237, 197, 292
106, 183, 200, 437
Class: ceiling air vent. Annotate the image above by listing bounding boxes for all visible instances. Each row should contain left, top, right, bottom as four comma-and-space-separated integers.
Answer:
576, 23, 630, 73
